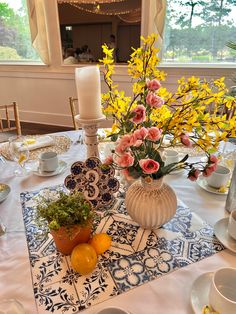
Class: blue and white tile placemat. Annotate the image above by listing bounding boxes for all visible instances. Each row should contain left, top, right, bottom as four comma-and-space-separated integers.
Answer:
20, 185, 224, 313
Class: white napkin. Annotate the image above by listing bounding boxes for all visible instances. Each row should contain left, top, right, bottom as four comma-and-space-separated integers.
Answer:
15, 136, 54, 152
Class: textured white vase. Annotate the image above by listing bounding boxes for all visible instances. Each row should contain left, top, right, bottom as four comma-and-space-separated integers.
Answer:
125, 177, 177, 230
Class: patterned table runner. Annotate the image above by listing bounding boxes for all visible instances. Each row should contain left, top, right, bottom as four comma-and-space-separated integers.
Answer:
20, 185, 224, 313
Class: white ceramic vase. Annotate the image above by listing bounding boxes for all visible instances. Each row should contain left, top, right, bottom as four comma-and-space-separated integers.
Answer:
125, 177, 177, 230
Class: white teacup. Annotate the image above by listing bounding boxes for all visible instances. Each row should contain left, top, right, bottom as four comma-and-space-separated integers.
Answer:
209, 267, 236, 314
163, 149, 179, 166
206, 165, 230, 189
95, 307, 130, 314
39, 151, 58, 172
228, 210, 236, 240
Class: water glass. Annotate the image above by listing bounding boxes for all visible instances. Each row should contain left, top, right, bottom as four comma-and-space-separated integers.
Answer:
8, 136, 30, 176
0, 218, 6, 236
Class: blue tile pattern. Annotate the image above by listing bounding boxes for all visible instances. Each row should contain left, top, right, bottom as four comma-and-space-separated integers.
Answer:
20, 185, 224, 313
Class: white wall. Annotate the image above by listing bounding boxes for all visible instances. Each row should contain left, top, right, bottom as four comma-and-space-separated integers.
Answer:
0, 0, 235, 128
0, 66, 234, 128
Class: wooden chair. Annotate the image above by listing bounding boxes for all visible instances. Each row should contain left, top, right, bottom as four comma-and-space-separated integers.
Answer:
0, 102, 21, 135
69, 97, 79, 130
69, 96, 113, 129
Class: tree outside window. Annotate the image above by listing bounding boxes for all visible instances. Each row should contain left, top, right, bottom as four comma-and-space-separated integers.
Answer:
163, 0, 236, 63
0, 0, 39, 61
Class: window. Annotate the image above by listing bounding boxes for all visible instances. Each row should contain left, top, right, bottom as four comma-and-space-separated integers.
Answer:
57, 0, 141, 64
163, 0, 236, 64
0, 0, 40, 62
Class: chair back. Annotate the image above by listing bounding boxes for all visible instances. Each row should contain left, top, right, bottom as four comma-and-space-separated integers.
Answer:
69, 96, 113, 130
69, 97, 79, 130
0, 102, 21, 135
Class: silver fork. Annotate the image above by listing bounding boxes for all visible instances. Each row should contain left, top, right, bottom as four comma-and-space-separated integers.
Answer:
74, 135, 82, 145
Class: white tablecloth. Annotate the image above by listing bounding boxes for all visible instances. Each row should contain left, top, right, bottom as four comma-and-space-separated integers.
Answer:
0, 131, 235, 314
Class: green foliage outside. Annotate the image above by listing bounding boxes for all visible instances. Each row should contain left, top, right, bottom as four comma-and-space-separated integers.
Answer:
0, 1, 39, 61
0, 46, 21, 60
164, 0, 236, 63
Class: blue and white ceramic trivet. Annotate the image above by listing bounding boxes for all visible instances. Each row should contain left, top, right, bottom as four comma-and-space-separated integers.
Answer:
20, 185, 224, 313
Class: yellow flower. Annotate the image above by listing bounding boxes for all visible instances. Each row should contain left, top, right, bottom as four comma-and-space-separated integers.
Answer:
100, 34, 236, 157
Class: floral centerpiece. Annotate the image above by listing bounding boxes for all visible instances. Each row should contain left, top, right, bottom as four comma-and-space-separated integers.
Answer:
100, 34, 236, 183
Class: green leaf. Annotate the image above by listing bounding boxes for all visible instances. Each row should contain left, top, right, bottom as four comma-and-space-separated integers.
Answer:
180, 154, 189, 163
110, 134, 119, 142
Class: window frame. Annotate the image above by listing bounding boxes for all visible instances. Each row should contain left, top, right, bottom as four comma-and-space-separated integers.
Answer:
0, 0, 235, 71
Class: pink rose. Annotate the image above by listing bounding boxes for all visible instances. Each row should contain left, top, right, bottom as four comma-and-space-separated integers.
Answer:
146, 79, 161, 91
180, 134, 192, 147
139, 159, 160, 174
133, 139, 143, 147
115, 135, 132, 154
188, 169, 200, 181
134, 127, 148, 140
104, 155, 113, 165
147, 127, 162, 141
116, 152, 134, 167
209, 163, 217, 172
131, 105, 146, 124
202, 164, 217, 177
209, 155, 218, 164
121, 169, 134, 181
146, 92, 164, 108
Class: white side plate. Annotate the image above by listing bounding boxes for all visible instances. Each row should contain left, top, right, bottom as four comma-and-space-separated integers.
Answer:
191, 272, 213, 314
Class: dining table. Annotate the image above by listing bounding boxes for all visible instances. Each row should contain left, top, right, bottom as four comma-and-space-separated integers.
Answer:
0, 130, 235, 314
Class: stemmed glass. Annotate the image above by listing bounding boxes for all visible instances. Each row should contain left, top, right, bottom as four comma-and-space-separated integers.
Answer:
8, 136, 30, 176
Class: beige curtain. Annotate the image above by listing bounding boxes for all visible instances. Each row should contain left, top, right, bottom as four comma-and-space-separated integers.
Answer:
26, 0, 50, 65
144, 0, 167, 48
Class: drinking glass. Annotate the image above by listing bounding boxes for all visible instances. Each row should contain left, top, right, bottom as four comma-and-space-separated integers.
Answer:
0, 218, 6, 236
8, 136, 30, 176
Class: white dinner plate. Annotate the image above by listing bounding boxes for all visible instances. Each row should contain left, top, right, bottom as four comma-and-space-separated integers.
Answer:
33, 160, 67, 177
191, 272, 213, 314
214, 218, 236, 253
0, 183, 11, 203
196, 176, 228, 195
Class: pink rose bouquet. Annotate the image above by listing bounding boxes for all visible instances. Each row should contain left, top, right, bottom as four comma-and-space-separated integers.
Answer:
104, 124, 218, 180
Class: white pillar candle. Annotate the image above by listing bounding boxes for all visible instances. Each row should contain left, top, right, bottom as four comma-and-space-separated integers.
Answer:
75, 66, 103, 120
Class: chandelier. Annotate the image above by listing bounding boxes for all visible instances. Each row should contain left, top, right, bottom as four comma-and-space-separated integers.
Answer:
57, 1, 127, 4
58, 0, 141, 22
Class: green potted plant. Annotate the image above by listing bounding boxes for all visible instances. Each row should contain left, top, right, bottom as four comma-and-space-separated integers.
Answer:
36, 191, 94, 255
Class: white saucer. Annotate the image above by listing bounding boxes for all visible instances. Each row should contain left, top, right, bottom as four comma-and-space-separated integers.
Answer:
191, 272, 213, 314
214, 218, 236, 253
0, 184, 11, 203
196, 177, 228, 195
33, 161, 67, 177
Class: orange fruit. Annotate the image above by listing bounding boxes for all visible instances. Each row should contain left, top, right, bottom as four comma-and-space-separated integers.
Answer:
89, 233, 112, 255
71, 243, 97, 275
